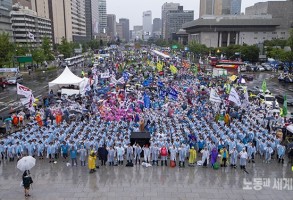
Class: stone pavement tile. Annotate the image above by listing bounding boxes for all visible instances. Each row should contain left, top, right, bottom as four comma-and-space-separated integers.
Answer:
185, 192, 200, 198
143, 191, 158, 197
198, 192, 216, 199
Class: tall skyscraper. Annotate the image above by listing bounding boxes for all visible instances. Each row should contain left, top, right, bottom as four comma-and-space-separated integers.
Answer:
85, 0, 99, 40
98, 0, 107, 34
107, 14, 116, 40
152, 18, 161, 38
199, 0, 241, 17
161, 2, 180, 39
119, 18, 130, 42
13, 0, 50, 18
143, 10, 152, 36
230, 0, 241, 15
71, 0, 86, 41
165, 6, 194, 40
12, 0, 31, 9
0, 0, 12, 35
11, 5, 52, 47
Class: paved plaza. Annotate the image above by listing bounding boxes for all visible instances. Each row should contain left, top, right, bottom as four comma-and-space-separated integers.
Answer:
0, 157, 292, 200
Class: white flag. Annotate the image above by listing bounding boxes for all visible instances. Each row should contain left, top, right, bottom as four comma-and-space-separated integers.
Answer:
110, 75, 117, 85
117, 77, 125, 84
17, 83, 32, 97
209, 88, 222, 103
228, 87, 241, 106
28, 32, 35, 40
20, 94, 35, 111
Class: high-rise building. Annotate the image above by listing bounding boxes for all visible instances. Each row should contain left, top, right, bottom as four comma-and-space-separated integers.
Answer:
161, 2, 180, 39
0, 0, 12, 36
116, 22, 123, 41
85, 0, 99, 40
71, 0, 86, 41
132, 25, 143, 40
98, 0, 107, 34
107, 14, 116, 40
119, 18, 130, 42
11, 5, 52, 47
231, 0, 241, 15
152, 18, 161, 38
165, 6, 194, 40
12, 0, 31, 9
199, 0, 241, 17
143, 10, 152, 36
13, 0, 50, 18
246, 0, 293, 39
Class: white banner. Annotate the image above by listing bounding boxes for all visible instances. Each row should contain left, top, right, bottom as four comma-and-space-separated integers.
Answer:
17, 83, 32, 97
0, 68, 19, 73
100, 72, 110, 78
228, 87, 241, 106
209, 88, 222, 103
20, 94, 35, 111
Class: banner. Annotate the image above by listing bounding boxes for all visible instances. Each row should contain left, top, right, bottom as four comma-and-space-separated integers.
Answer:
228, 87, 241, 106
157, 62, 163, 72
100, 72, 110, 78
170, 65, 178, 74
262, 80, 267, 93
209, 88, 222, 103
17, 83, 32, 97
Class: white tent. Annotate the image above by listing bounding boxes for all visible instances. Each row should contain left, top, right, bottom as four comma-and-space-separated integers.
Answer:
49, 67, 84, 94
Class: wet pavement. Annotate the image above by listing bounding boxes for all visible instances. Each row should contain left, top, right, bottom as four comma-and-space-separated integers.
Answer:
0, 156, 292, 200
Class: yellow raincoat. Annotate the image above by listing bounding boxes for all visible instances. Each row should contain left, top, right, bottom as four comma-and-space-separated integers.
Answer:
88, 152, 96, 170
189, 147, 197, 164
220, 148, 229, 165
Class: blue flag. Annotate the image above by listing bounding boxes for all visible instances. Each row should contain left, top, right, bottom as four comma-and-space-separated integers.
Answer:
168, 87, 178, 100
143, 92, 151, 108
123, 72, 129, 81
157, 80, 164, 88
142, 77, 153, 87
159, 89, 167, 99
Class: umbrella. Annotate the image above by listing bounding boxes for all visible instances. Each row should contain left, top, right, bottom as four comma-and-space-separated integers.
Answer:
17, 156, 36, 171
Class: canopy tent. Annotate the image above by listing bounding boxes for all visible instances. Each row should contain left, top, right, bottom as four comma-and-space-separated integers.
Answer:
49, 67, 84, 94
151, 50, 171, 59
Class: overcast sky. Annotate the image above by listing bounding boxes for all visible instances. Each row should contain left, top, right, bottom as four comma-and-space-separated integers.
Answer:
107, 0, 284, 29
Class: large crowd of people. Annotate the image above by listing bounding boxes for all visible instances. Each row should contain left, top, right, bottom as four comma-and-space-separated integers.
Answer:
0, 48, 291, 173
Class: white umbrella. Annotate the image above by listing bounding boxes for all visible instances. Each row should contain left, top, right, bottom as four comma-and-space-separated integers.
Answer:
17, 156, 36, 171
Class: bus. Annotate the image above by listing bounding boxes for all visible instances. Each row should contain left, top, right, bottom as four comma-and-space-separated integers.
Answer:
208, 57, 218, 66
215, 60, 245, 74
64, 55, 84, 67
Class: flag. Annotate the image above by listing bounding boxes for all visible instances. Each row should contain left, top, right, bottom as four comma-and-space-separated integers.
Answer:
228, 87, 241, 106
159, 89, 167, 99
142, 77, 153, 87
262, 80, 267, 94
110, 75, 117, 85
282, 95, 288, 117
28, 32, 35, 40
117, 77, 125, 84
143, 92, 150, 108
122, 72, 129, 82
242, 89, 249, 107
170, 65, 178, 74
157, 62, 163, 72
168, 87, 178, 100
17, 83, 32, 97
209, 88, 222, 103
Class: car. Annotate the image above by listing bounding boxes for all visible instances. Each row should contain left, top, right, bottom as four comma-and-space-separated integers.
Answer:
0, 77, 8, 88
241, 74, 253, 81
253, 86, 271, 94
262, 64, 273, 71
246, 65, 257, 72
257, 93, 279, 108
276, 95, 293, 106
7, 75, 23, 85
256, 65, 265, 71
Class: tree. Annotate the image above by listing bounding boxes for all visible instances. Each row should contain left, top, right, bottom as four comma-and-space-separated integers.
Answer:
41, 36, 54, 61
240, 45, 259, 62
264, 39, 287, 48
287, 29, 293, 51
0, 33, 14, 67
188, 41, 209, 56
58, 37, 74, 58
32, 49, 45, 67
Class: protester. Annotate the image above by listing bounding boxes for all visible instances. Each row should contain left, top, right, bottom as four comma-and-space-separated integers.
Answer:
22, 170, 33, 198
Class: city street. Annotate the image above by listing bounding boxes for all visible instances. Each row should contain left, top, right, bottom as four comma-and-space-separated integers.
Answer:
1, 68, 293, 116
0, 156, 292, 200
